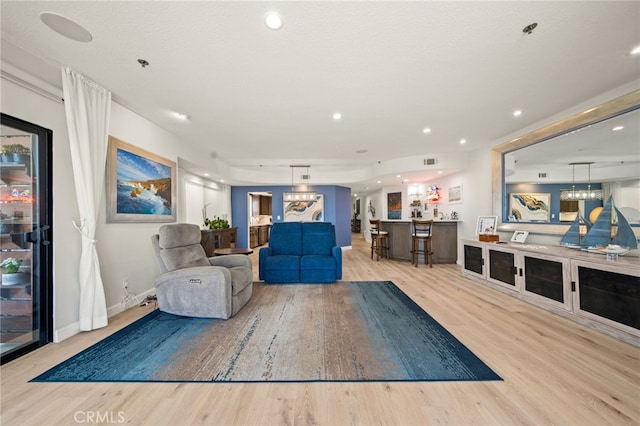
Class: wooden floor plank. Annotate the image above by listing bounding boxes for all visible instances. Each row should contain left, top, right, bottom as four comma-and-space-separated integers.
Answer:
1, 234, 638, 425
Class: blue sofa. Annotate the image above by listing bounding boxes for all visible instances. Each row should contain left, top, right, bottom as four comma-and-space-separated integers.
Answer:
259, 222, 342, 283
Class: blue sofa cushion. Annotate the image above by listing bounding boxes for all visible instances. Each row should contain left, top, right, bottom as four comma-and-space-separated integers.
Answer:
269, 222, 302, 255
300, 254, 336, 270
263, 254, 300, 283
302, 222, 336, 255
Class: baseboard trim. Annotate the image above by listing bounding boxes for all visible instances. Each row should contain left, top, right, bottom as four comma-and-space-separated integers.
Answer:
53, 288, 156, 343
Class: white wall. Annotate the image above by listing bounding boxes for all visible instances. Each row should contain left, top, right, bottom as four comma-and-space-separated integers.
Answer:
183, 172, 230, 227
2, 65, 222, 340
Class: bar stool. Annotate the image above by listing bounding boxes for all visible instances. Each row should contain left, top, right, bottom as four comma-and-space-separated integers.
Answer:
369, 219, 389, 261
411, 219, 433, 267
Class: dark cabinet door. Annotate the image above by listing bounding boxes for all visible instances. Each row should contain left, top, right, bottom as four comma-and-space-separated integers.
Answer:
488, 249, 516, 286
577, 266, 640, 330
464, 244, 483, 275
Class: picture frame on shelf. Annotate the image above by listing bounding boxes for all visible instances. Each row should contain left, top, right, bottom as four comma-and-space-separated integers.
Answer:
476, 216, 498, 235
511, 230, 529, 243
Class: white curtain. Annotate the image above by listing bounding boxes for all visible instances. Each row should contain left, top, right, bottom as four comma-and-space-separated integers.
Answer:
61, 67, 111, 331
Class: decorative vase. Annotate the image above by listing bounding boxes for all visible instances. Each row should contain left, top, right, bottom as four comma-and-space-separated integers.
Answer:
2, 272, 28, 286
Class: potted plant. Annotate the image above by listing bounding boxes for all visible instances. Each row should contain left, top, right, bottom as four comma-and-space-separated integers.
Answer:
204, 216, 230, 230
1, 257, 27, 286
1, 143, 30, 164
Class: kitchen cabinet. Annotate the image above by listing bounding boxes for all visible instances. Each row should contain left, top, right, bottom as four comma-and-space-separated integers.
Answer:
249, 227, 259, 248
259, 196, 272, 215
250, 225, 271, 248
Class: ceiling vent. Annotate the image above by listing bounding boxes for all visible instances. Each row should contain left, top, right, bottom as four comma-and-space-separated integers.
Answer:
538, 172, 548, 178
424, 158, 438, 166
300, 174, 310, 180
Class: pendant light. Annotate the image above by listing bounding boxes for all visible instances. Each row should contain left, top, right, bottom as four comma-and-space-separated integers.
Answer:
560, 162, 603, 201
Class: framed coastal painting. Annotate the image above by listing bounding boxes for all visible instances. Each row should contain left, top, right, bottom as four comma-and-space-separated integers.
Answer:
284, 194, 324, 222
509, 193, 550, 222
387, 192, 402, 219
106, 136, 177, 223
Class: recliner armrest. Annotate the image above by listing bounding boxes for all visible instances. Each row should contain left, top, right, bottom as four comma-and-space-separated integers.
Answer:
258, 247, 273, 280
208, 254, 252, 269
332, 246, 342, 280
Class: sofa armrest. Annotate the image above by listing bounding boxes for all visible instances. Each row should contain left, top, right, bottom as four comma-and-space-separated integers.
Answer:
208, 254, 252, 269
258, 247, 273, 280
332, 246, 342, 280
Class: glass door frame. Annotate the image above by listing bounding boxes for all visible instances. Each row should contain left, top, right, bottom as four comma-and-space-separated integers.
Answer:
0, 113, 53, 365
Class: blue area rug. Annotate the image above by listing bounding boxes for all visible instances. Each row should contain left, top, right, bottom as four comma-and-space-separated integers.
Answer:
32, 281, 501, 383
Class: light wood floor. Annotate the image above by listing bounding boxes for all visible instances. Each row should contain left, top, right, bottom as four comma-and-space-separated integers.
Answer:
2, 234, 639, 426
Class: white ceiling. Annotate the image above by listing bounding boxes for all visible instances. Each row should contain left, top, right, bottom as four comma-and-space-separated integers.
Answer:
1, 1, 639, 194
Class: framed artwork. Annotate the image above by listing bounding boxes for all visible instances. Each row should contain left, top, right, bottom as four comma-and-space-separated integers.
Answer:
509, 193, 550, 222
106, 136, 176, 223
511, 230, 529, 243
476, 216, 498, 235
284, 194, 323, 222
448, 184, 462, 203
387, 192, 402, 219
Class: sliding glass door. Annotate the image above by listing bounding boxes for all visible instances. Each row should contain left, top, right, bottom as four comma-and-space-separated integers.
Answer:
0, 113, 52, 365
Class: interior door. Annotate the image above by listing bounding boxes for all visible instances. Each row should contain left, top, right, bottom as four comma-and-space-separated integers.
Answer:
0, 113, 53, 365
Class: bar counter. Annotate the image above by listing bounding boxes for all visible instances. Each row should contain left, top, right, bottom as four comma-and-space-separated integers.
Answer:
380, 220, 459, 264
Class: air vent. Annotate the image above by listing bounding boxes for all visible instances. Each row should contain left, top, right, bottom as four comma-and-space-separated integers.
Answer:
538, 172, 547, 178
424, 158, 438, 166
301, 174, 310, 180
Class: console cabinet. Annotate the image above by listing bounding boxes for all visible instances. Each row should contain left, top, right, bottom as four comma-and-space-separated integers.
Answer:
462, 240, 639, 345
200, 228, 237, 256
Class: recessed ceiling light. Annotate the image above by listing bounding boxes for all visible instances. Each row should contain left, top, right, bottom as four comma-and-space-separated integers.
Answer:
204, 173, 209, 177
377, 180, 382, 184
612, 126, 624, 131
353, 194, 358, 197
631, 45, 640, 55
174, 112, 190, 120
513, 110, 523, 117
422, 128, 432, 134
460, 139, 467, 144
40, 11, 92, 42
333, 112, 342, 120
220, 179, 225, 183
402, 178, 409, 183
265, 12, 283, 30
396, 175, 401, 178
437, 170, 443, 174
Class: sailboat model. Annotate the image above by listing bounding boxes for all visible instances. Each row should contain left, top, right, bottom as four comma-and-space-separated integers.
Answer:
580, 195, 638, 252
559, 214, 590, 248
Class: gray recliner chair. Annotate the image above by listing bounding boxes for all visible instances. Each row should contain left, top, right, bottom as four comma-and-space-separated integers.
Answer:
150, 223, 253, 319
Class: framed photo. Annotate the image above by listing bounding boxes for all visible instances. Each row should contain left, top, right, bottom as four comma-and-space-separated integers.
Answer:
284, 194, 323, 222
509, 193, 550, 222
106, 136, 177, 223
387, 192, 402, 219
448, 184, 462, 203
476, 216, 498, 235
511, 230, 529, 243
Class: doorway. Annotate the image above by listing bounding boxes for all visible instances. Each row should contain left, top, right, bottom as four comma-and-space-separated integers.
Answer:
248, 191, 272, 249
0, 113, 53, 365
